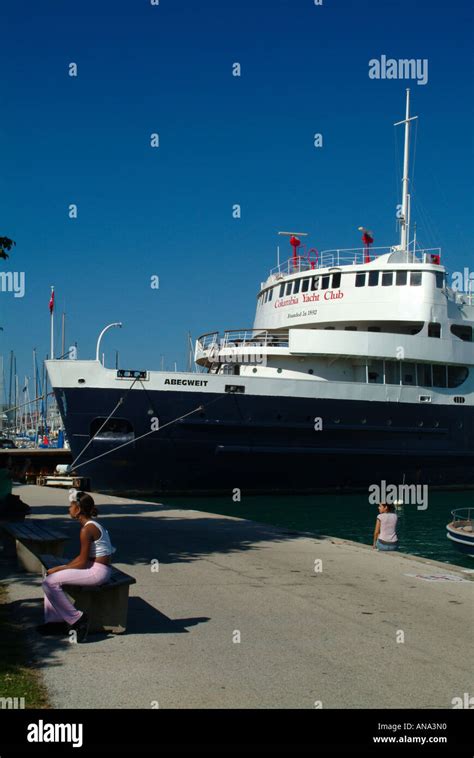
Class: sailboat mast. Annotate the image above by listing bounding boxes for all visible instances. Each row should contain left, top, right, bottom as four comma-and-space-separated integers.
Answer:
61, 312, 66, 357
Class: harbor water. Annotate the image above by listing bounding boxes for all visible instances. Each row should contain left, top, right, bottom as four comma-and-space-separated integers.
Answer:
157, 489, 474, 570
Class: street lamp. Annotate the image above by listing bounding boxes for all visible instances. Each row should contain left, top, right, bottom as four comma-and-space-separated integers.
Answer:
95, 322, 123, 364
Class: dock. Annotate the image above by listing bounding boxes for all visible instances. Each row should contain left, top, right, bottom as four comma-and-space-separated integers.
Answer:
1, 449, 72, 481
1, 484, 472, 709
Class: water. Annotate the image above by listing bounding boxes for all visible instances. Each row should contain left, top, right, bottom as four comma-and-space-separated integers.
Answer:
159, 490, 474, 570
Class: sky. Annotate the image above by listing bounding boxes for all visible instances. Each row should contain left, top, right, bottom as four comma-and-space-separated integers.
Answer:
1, 0, 473, 397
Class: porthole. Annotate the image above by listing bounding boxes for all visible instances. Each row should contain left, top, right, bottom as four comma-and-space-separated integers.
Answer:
417, 421, 424, 427
361, 418, 367, 425
434, 421, 439, 427
277, 368, 282, 374
308, 369, 314, 375
386, 419, 392, 426
334, 418, 341, 424
78, 378, 85, 384
253, 367, 257, 373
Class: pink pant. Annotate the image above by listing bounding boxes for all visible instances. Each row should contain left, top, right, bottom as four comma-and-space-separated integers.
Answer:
43, 562, 112, 625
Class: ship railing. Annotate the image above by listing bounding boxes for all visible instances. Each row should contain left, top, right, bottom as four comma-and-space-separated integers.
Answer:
449, 508, 473, 529
269, 247, 442, 277
195, 329, 290, 356
222, 329, 290, 348
196, 331, 220, 351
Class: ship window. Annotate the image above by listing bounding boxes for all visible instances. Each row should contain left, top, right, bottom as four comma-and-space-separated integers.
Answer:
453, 396, 465, 404
448, 366, 469, 388
311, 276, 320, 291
293, 279, 301, 294
396, 271, 407, 286
382, 272, 393, 286
410, 271, 422, 286
402, 363, 415, 385
324, 326, 335, 330
368, 271, 379, 287
331, 272, 341, 288
355, 273, 366, 287
432, 365, 447, 388
428, 323, 441, 338
451, 324, 472, 342
345, 326, 357, 331
90, 417, 134, 440
385, 361, 400, 385
435, 272, 444, 288
301, 278, 310, 293
417, 363, 432, 387
225, 384, 245, 393
321, 275, 330, 290
368, 326, 381, 332
279, 284, 285, 297
263, 291, 268, 303
268, 288, 273, 301
368, 360, 383, 384
285, 282, 293, 296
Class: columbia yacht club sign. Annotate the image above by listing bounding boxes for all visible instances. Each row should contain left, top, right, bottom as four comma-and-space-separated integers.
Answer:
275, 290, 344, 309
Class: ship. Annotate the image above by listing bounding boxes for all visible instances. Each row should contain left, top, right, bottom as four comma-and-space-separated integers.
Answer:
46, 90, 474, 495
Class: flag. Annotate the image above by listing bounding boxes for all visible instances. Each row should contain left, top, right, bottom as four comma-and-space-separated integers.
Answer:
49, 289, 55, 314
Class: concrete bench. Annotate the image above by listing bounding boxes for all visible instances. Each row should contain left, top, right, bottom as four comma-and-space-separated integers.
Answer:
1, 520, 69, 573
40, 554, 136, 634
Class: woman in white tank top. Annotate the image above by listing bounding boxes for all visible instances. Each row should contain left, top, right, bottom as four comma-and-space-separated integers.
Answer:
38, 490, 116, 642
373, 502, 399, 551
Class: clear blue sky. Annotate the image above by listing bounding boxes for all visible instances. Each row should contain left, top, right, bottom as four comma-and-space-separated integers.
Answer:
1, 0, 473, 393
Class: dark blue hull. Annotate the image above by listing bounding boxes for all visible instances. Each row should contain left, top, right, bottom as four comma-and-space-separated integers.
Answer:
53, 387, 474, 495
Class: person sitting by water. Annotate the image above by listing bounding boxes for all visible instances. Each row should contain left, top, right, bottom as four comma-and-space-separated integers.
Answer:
37, 489, 116, 642
373, 502, 399, 551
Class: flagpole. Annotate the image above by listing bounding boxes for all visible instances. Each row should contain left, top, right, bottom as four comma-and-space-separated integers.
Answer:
50, 286, 55, 359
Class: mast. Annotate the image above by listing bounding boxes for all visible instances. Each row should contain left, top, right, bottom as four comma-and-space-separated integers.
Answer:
50, 285, 55, 359
8, 350, 13, 428
61, 312, 66, 357
394, 89, 417, 254
34, 348, 39, 446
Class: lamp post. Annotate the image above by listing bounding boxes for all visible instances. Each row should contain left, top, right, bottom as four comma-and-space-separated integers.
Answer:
95, 322, 123, 364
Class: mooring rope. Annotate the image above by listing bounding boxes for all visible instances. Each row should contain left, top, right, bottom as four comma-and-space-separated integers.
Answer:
70, 404, 205, 472
69, 377, 140, 469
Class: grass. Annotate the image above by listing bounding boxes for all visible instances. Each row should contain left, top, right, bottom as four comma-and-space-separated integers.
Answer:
0, 583, 50, 708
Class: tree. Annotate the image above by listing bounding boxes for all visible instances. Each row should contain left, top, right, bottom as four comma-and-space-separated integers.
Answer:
0, 237, 15, 260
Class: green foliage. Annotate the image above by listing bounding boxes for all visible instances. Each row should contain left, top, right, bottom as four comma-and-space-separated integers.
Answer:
0, 237, 16, 260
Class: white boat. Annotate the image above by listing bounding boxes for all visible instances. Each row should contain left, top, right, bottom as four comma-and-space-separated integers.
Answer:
45, 91, 474, 495
446, 508, 474, 557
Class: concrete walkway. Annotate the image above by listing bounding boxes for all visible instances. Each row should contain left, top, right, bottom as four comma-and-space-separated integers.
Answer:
1, 485, 472, 709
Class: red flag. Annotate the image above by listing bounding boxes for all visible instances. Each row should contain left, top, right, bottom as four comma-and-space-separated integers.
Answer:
49, 289, 55, 314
